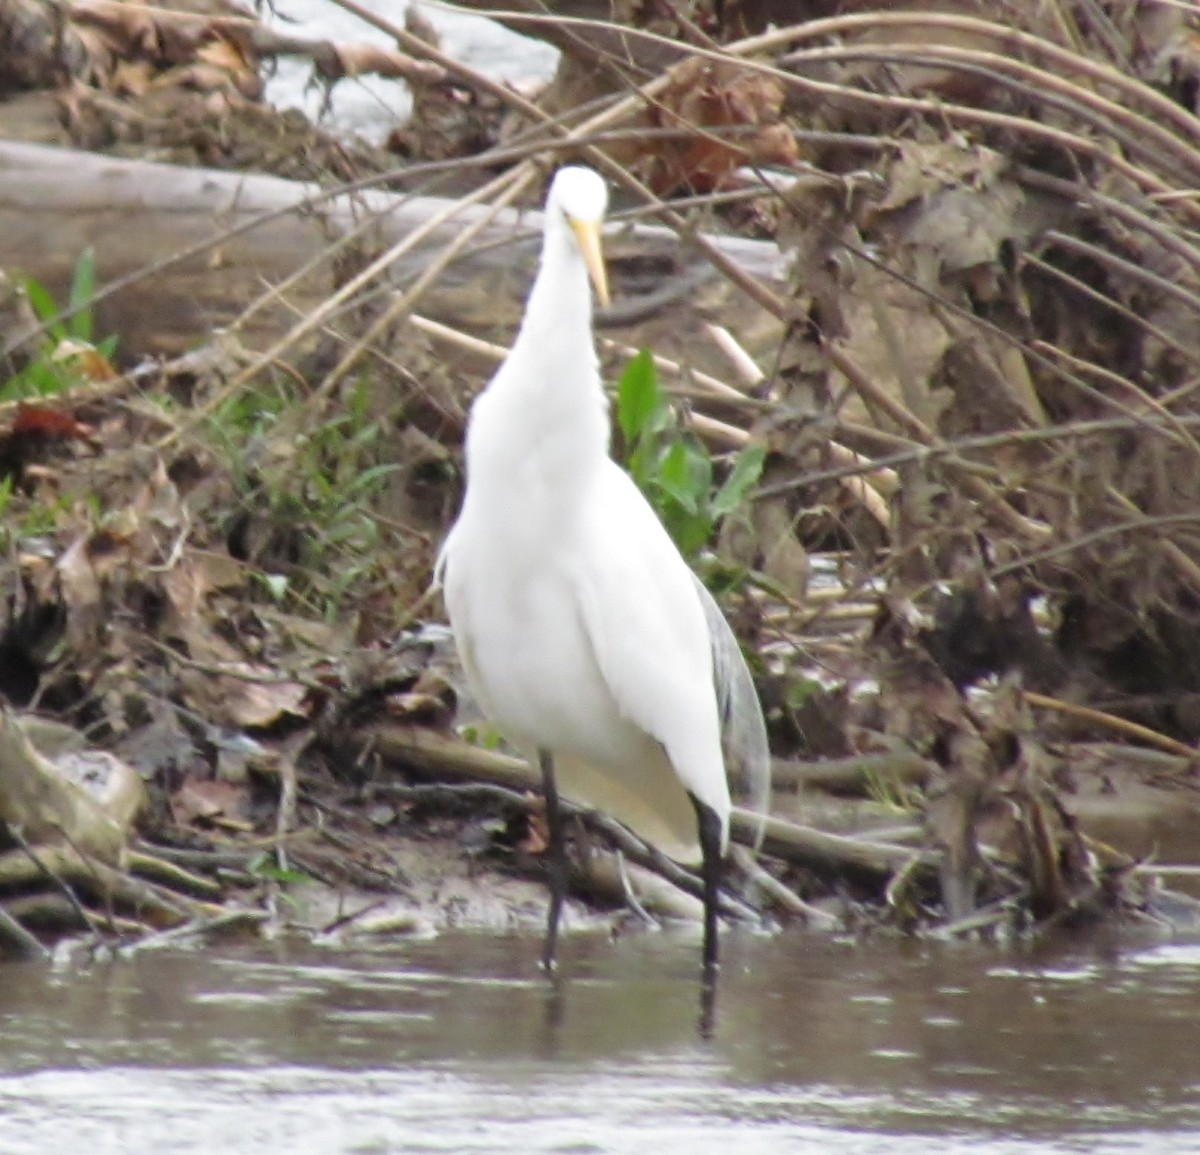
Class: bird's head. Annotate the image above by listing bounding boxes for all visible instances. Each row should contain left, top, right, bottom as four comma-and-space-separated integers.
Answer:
547, 166, 611, 308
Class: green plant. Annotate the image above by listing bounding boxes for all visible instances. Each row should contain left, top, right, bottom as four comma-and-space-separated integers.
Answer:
863, 765, 922, 816
458, 721, 504, 750
209, 374, 399, 617
247, 850, 317, 916
247, 850, 316, 886
0, 482, 79, 555
1, 248, 118, 402
616, 349, 765, 558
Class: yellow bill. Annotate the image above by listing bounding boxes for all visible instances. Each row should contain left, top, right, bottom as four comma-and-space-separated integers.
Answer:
569, 216, 611, 308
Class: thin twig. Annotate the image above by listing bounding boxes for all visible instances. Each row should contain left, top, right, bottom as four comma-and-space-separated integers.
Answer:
1025, 690, 1199, 760
6, 826, 102, 939
729, 844, 837, 929
0, 903, 49, 959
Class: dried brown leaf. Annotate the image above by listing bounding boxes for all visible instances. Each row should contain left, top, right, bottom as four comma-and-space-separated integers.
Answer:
111, 57, 155, 98
70, 0, 161, 59
175, 617, 309, 729
903, 182, 1024, 277
876, 139, 1007, 214
645, 58, 798, 194
55, 533, 103, 616
385, 690, 445, 723
521, 810, 549, 855
223, 672, 309, 729
170, 775, 247, 826
9, 403, 95, 441
195, 32, 253, 77
51, 337, 117, 382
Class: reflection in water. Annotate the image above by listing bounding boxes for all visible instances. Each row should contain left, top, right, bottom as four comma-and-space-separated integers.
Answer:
1, 929, 1199, 1153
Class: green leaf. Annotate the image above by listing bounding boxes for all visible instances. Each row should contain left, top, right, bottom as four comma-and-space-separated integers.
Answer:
711, 443, 766, 517
656, 439, 714, 516
22, 276, 64, 339
348, 375, 371, 424
669, 507, 715, 558
687, 440, 714, 497
616, 349, 661, 444
343, 462, 399, 500
785, 675, 823, 711
626, 436, 655, 491
656, 440, 700, 513
459, 723, 503, 750
616, 348, 763, 564
67, 247, 96, 342
247, 851, 313, 885
699, 558, 753, 597
3, 355, 69, 401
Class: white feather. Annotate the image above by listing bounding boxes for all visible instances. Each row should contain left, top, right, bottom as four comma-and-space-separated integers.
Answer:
438, 166, 768, 867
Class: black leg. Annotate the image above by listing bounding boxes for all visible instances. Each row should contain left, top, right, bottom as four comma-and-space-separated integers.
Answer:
539, 748, 567, 971
690, 795, 724, 977
698, 968, 718, 1042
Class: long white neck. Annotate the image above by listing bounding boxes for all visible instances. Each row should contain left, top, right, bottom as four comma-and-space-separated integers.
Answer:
509, 207, 606, 425
517, 212, 596, 357
463, 206, 610, 517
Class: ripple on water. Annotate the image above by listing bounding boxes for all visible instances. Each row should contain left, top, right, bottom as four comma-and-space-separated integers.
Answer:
3, 932, 1200, 1153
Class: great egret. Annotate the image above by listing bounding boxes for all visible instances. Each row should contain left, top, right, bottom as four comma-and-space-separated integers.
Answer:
437, 166, 770, 975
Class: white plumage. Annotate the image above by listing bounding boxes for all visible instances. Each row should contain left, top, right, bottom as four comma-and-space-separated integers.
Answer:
437, 166, 769, 970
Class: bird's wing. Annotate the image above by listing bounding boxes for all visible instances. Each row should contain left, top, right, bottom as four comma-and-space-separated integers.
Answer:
570, 464, 734, 825
690, 570, 772, 840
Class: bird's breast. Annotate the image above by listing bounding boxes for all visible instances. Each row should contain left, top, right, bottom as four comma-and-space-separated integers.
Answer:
444, 531, 653, 769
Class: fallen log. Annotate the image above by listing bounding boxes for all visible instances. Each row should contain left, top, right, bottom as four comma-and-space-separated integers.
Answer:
0, 708, 142, 865
360, 723, 934, 882
0, 140, 786, 361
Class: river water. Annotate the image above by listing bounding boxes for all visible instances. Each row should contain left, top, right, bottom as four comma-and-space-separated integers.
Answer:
3, 927, 1199, 1153
264, 0, 558, 139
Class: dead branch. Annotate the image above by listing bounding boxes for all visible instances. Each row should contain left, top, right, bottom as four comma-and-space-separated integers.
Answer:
0, 903, 49, 959
772, 751, 934, 794
365, 724, 936, 883
1025, 692, 1200, 761
0, 708, 138, 864
0, 140, 784, 362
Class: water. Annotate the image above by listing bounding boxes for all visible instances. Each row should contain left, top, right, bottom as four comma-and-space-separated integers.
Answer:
264, 0, 558, 140
2, 928, 1199, 1153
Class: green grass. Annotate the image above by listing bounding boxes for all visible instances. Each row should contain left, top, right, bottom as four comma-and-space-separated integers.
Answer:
206, 373, 400, 619
1, 248, 117, 402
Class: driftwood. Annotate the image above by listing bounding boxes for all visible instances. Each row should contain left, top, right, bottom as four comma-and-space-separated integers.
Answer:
126, 849, 228, 901
772, 750, 934, 794
2, 893, 146, 936
0, 903, 47, 958
0, 710, 227, 954
361, 723, 934, 883
0, 140, 785, 360
0, 708, 143, 864
372, 773, 765, 925
0, 845, 207, 927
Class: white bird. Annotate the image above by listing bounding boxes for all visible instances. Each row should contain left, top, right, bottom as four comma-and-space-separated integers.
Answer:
437, 166, 770, 975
